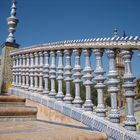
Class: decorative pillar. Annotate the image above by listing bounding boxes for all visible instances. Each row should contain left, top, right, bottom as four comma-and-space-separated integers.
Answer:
63, 49, 73, 104
72, 49, 83, 108
15, 55, 18, 87
12, 56, 16, 86
121, 49, 136, 131
93, 49, 106, 117
16, 56, 19, 87
18, 55, 21, 87
37, 51, 44, 93
34, 52, 39, 91
49, 51, 56, 98
43, 51, 50, 94
21, 54, 26, 88
25, 54, 30, 90
106, 49, 120, 123
6, 0, 19, 43
56, 50, 64, 101
83, 49, 93, 111
0, 0, 19, 93
29, 53, 34, 91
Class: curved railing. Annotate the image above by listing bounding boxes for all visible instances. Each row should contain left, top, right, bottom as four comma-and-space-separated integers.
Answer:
9, 36, 140, 139
10, 36, 140, 55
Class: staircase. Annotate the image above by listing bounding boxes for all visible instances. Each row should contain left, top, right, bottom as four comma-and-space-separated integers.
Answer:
0, 95, 37, 121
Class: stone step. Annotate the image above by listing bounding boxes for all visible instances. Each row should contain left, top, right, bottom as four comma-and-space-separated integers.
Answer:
0, 116, 37, 121
0, 106, 37, 116
0, 95, 25, 103
0, 102, 25, 107
0, 95, 37, 121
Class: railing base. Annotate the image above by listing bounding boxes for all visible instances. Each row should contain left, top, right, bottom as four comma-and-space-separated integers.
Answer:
8, 87, 140, 140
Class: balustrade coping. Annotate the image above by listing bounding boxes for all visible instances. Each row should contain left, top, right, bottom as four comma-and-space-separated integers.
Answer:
10, 36, 140, 56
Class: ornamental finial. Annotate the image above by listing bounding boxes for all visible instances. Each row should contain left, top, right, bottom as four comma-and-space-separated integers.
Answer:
113, 28, 118, 37
123, 30, 126, 37
6, 0, 19, 43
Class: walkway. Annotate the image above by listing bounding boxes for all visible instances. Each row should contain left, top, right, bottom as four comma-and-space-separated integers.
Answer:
0, 120, 107, 140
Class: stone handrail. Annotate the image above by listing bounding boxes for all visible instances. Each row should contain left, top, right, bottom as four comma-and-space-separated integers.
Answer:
10, 36, 140, 56
9, 36, 140, 140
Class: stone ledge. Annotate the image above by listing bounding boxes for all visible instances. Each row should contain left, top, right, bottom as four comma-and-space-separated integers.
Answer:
9, 88, 140, 140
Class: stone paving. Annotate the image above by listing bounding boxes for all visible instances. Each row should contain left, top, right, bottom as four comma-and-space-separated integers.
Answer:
0, 120, 107, 140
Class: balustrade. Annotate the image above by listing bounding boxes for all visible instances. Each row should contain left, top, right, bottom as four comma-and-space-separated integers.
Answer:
93, 49, 106, 117
43, 51, 50, 94
63, 49, 73, 104
25, 54, 30, 90
29, 53, 34, 91
56, 50, 64, 101
83, 49, 93, 111
49, 51, 56, 97
12, 56, 16, 86
18, 54, 22, 87
15, 55, 18, 87
121, 50, 137, 131
10, 38, 139, 132
34, 52, 39, 91
72, 49, 83, 108
37, 52, 44, 93
106, 49, 120, 123
21, 54, 26, 88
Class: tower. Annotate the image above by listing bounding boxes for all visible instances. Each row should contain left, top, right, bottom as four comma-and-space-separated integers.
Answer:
114, 29, 125, 107
0, 0, 19, 93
